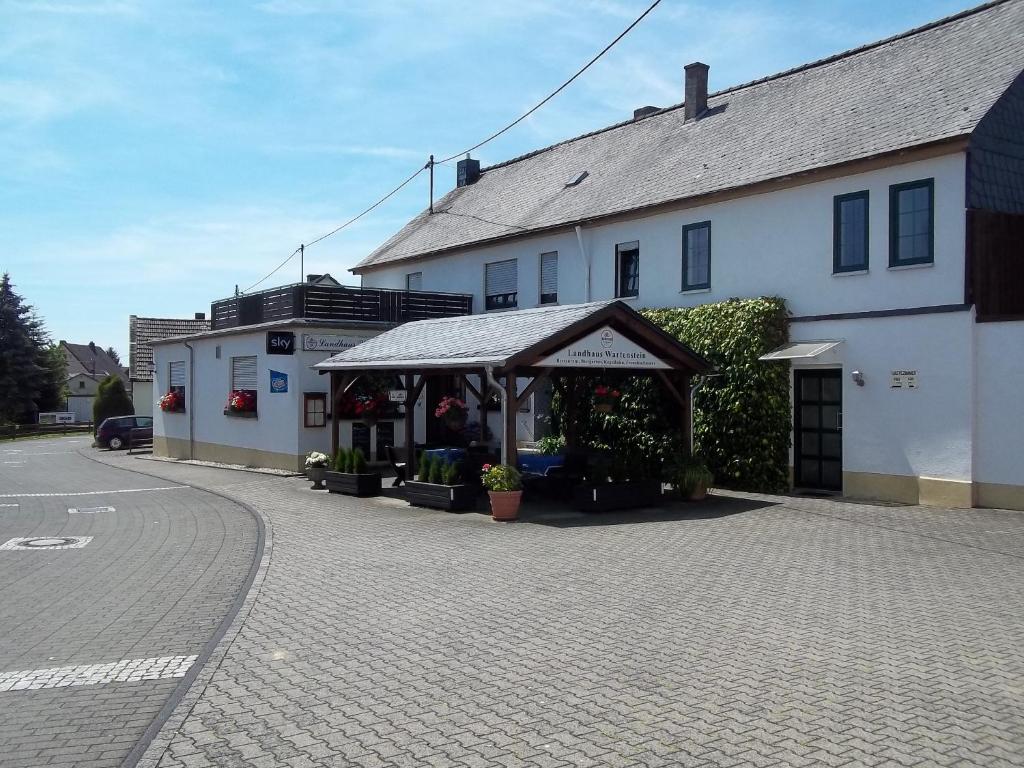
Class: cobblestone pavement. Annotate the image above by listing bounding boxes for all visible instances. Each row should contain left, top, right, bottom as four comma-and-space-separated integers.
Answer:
0, 438, 260, 768
93, 450, 1024, 768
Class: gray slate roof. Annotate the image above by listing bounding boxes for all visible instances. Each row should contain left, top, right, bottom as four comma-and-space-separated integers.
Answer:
62, 342, 127, 382
129, 316, 211, 381
355, 0, 1024, 272
315, 301, 617, 370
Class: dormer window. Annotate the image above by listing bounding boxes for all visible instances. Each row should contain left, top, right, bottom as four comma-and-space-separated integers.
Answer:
565, 171, 588, 188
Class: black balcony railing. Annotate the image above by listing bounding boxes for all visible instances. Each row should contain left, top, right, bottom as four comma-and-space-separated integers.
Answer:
210, 283, 473, 330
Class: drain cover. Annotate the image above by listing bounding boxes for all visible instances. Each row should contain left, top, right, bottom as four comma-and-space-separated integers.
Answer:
0, 536, 93, 551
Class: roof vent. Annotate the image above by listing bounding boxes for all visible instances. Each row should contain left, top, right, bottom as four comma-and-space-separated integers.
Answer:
633, 106, 659, 120
565, 171, 589, 188
684, 62, 709, 121
457, 156, 481, 187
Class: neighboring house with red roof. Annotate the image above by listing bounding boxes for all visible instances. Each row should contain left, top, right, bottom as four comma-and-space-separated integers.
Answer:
60, 341, 130, 423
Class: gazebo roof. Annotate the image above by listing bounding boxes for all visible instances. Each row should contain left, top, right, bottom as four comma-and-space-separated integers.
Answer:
313, 300, 712, 374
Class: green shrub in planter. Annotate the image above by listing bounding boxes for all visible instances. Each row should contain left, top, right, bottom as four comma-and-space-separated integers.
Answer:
669, 456, 714, 499
334, 447, 350, 473
351, 447, 367, 474
428, 456, 443, 484
441, 460, 461, 485
417, 451, 430, 482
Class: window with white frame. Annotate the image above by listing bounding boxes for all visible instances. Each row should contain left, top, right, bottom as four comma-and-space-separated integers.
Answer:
228, 355, 258, 414
168, 361, 186, 397
681, 222, 711, 290
406, 271, 422, 291
485, 259, 518, 310
539, 251, 558, 304
615, 241, 639, 298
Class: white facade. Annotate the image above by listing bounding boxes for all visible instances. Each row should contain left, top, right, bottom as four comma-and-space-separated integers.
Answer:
132, 381, 153, 418
151, 324, 404, 471
358, 151, 1023, 509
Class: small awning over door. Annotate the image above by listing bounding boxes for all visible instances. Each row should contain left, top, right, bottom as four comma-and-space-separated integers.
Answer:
759, 340, 843, 361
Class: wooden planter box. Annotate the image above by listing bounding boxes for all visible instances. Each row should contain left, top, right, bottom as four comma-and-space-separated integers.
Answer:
572, 480, 663, 512
405, 480, 477, 512
325, 471, 382, 497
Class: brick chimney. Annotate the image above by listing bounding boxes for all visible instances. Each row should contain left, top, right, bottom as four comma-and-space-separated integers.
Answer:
633, 105, 660, 120
684, 62, 709, 121
457, 156, 481, 187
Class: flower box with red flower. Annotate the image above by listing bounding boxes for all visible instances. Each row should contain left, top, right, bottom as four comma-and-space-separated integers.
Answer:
224, 390, 258, 418
158, 390, 185, 413
593, 385, 621, 414
434, 396, 468, 429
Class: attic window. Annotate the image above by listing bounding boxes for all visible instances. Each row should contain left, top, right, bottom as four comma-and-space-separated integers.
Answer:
565, 171, 588, 188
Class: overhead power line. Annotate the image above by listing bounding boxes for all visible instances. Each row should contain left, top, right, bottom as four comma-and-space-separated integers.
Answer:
242, 0, 662, 293
437, 0, 663, 164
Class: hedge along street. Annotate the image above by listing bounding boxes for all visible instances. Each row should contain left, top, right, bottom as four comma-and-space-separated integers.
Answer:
0, 437, 261, 768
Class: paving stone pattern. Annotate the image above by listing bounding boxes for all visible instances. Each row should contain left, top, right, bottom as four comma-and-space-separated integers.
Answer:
0, 654, 198, 691
96, 454, 1024, 768
0, 441, 259, 768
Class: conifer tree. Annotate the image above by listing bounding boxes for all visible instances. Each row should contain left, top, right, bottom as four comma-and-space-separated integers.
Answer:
0, 273, 60, 424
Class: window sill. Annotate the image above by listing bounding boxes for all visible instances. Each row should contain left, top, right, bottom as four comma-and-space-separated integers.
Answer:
888, 261, 934, 272
615, 295, 639, 302
832, 269, 869, 277
160, 408, 187, 414
680, 287, 711, 295
485, 306, 520, 313
223, 410, 258, 419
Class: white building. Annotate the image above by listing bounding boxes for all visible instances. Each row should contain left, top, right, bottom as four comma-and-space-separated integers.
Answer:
150, 278, 473, 471
129, 314, 211, 417
350, 2, 1024, 510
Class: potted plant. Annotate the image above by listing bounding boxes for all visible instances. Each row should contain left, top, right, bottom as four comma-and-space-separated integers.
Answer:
435, 395, 468, 430
352, 391, 388, 427
481, 464, 523, 522
325, 447, 382, 497
669, 456, 714, 501
593, 385, 621, 414
571, 453, 662, 512
158, 390, 185, 413
225, 390, 257, 418
304, 451, 330, 490
405, 454, 476, 511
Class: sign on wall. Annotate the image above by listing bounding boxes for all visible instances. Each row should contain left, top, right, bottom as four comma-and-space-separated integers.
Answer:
890, 370, 918, 389
267, 331, 295, 355
538, 326, 670, 369
302, 334, 365, 353
269, 370, 289, 393
388, 390, 407, 403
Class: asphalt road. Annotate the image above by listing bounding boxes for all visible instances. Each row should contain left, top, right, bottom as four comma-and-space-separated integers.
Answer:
0, 437, 260, 768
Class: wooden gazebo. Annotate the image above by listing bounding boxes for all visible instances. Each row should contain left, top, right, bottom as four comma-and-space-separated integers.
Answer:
314, 300, 712, 468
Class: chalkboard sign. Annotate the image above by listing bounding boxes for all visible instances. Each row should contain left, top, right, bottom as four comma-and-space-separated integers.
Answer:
352, 423, 372, 459
375, 422, 394, 462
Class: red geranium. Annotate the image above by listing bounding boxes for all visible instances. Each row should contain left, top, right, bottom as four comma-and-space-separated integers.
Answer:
226, 390, 257, 413
159, 390, 184, 412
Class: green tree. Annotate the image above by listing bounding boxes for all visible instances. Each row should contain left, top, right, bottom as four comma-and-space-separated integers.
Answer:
92, 374, 134, 432
0, 273, 61, 424
105, 346, 121, 366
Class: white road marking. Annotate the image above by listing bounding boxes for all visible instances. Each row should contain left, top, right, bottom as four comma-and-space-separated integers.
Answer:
0, 504, 18, 508
0, 655, 198, 691
0, 486, 186, 498
8, 451, 78, 456
0, 536, 93, 551
68, 506, 115, 514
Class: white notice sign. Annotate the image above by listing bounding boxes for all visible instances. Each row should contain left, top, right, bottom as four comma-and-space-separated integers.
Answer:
302, 334, 365, 353
538, 326, 670, 369
890, 370, 918, 389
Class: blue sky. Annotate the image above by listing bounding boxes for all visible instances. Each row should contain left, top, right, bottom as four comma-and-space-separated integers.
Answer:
2, 0, 969, 358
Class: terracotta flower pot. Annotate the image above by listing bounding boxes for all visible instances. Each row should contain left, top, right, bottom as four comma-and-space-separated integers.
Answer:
488, 490, 522, 522
594, 403, 613, 414
688, 482, 707, 502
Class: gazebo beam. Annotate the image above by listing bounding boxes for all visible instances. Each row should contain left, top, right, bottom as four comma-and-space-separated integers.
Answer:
515, 372, 550, 410
504, 372, 518, 468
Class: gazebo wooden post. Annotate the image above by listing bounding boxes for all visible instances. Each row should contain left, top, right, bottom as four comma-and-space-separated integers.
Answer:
681, 372, 693, 457
404, 373, 416, 465
479, 369, 489, 444
330, 371, 340, 459
504, 371, 518, 468
564, 373, 580, 450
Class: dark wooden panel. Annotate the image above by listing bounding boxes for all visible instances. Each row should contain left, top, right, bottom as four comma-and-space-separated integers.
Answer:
970, 208, 1024, 321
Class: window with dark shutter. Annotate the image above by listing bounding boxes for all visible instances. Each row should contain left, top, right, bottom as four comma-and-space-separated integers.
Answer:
485, 259, 518, 310
539, 252, 558, 304
833, 191, 869, 272
615, 241, 639, 298
889, 179, 934, 267
682, 223, 711, 290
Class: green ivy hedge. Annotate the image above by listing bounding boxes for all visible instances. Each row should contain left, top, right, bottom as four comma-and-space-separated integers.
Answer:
550, 297, 790, 492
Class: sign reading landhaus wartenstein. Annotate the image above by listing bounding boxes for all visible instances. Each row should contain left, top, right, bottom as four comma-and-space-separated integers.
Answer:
538, 326, 670, 369
302, 334, 365, 353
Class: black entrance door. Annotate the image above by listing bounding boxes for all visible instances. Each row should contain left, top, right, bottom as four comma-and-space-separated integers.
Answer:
794, 369, 842, 491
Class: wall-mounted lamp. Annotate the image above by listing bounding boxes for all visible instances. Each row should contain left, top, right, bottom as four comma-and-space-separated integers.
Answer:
851, 370, 865, 387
